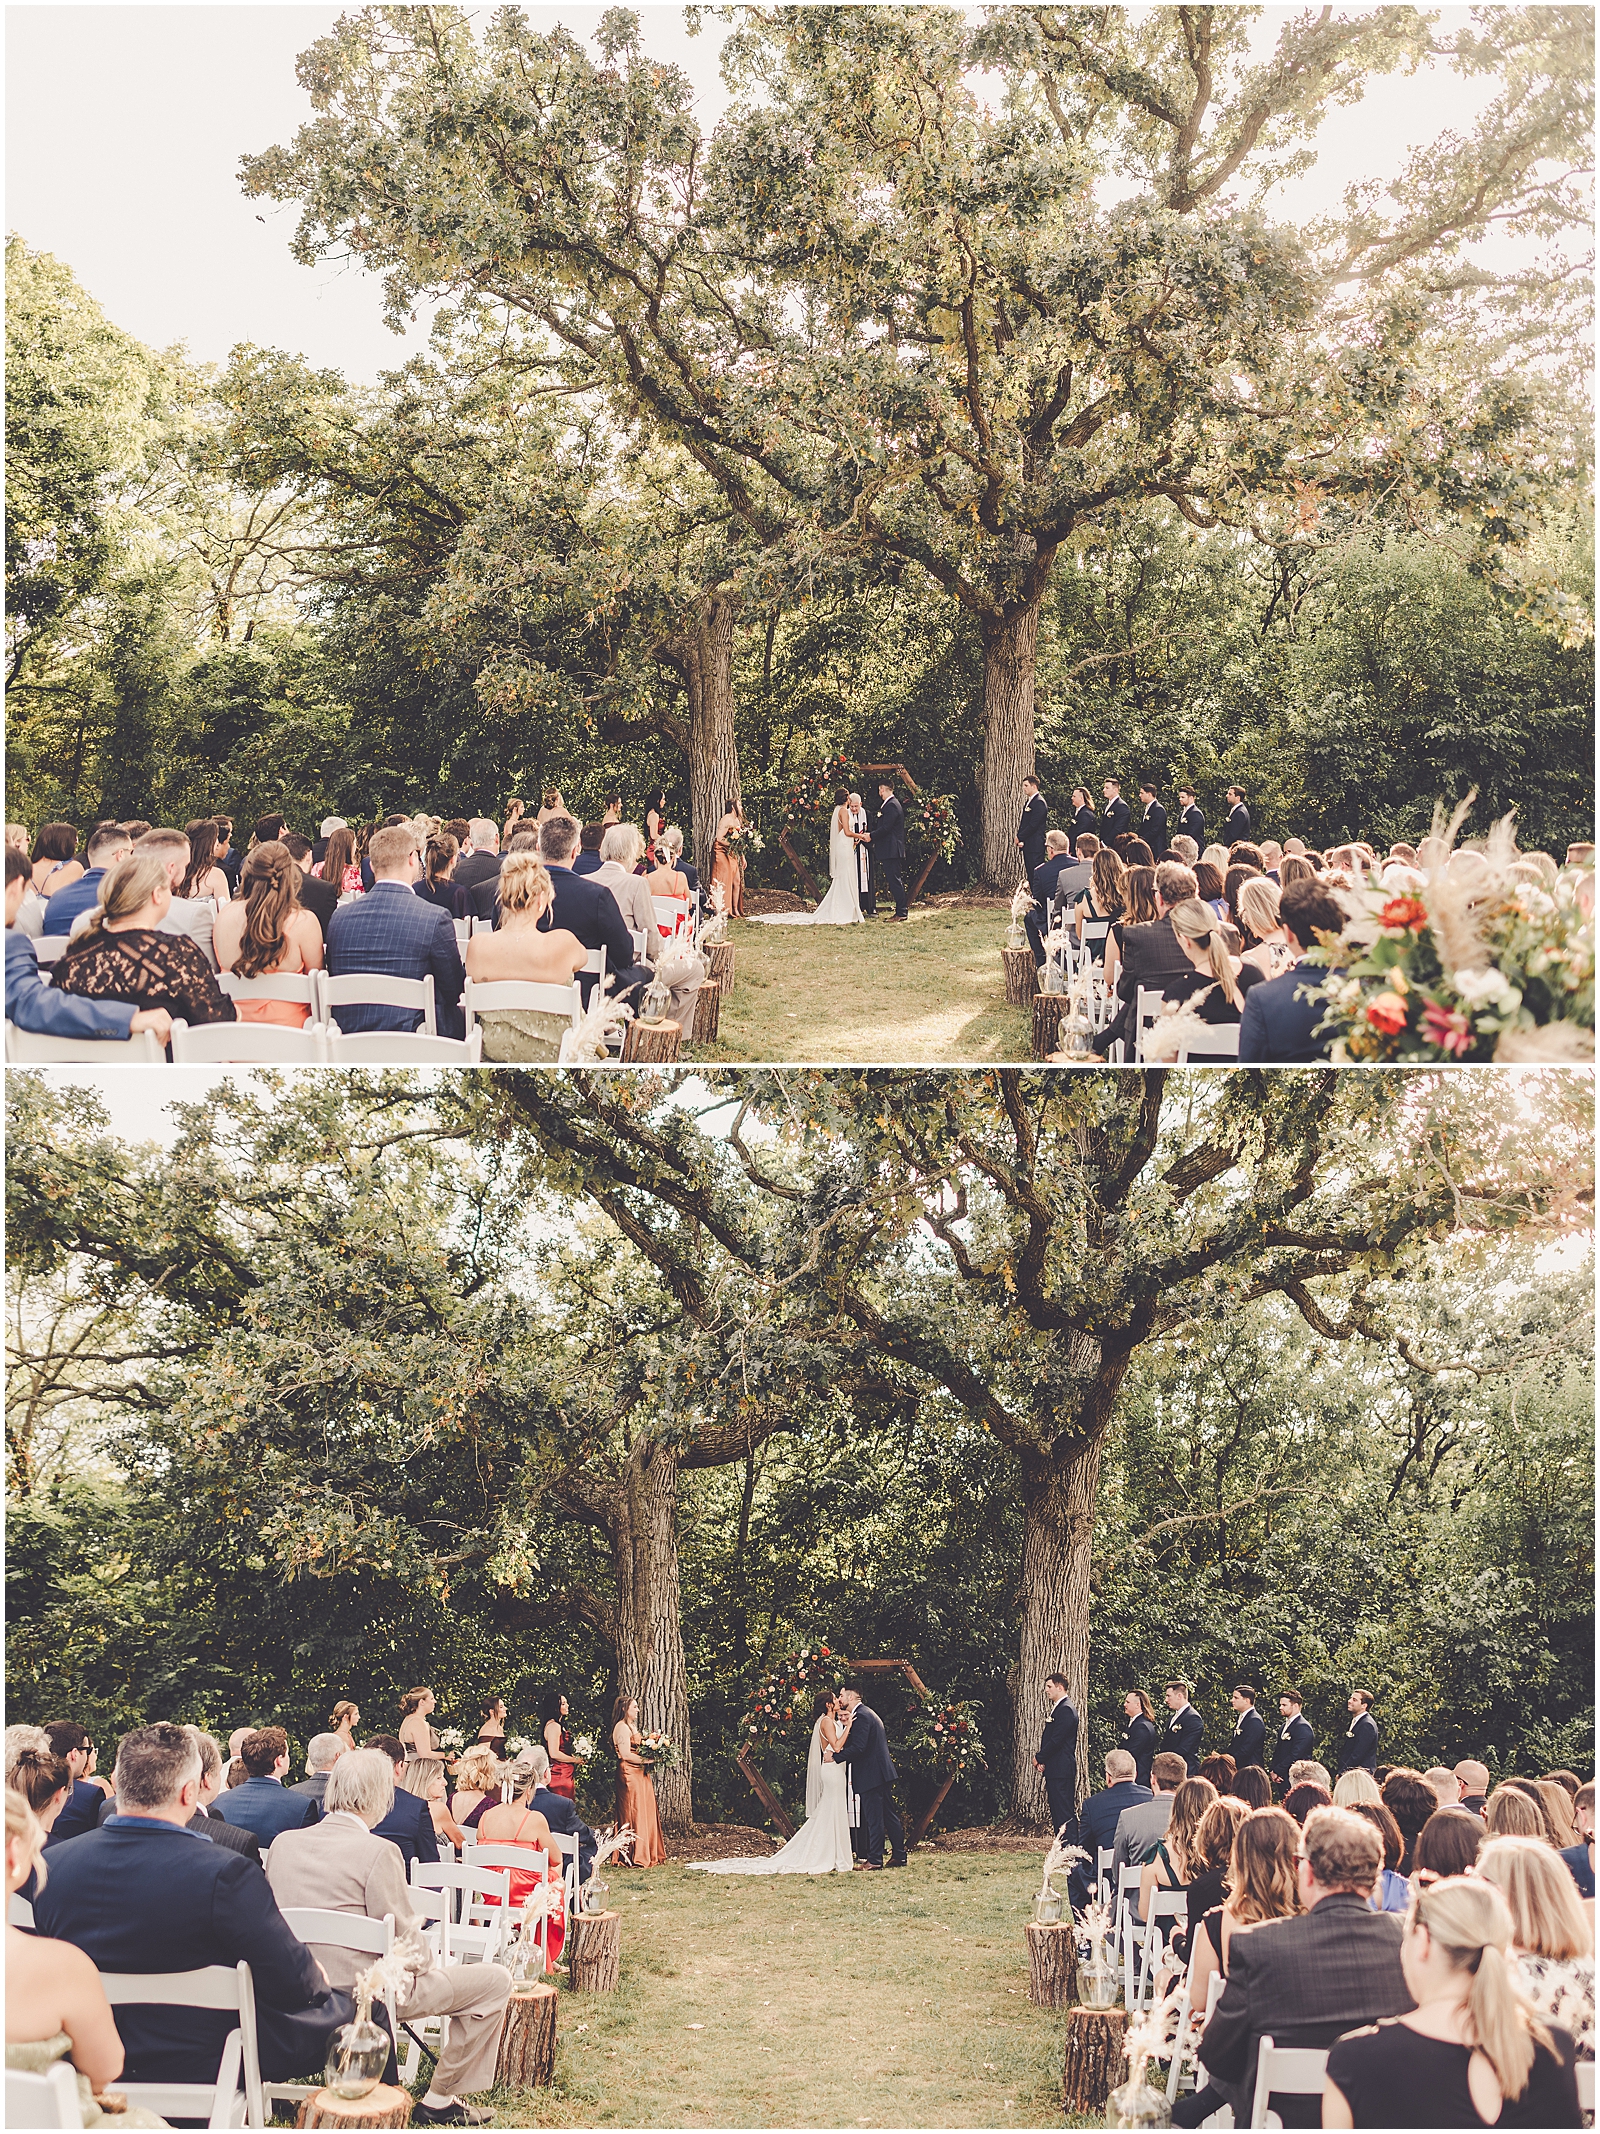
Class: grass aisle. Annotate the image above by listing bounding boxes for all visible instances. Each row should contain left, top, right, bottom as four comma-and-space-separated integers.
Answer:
704, 910, 1034, 1065
489, 1855, 1088, 2129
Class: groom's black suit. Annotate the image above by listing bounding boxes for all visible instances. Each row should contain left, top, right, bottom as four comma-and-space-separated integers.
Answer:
871, 797, 909, 918
836, 1702, 906, 1867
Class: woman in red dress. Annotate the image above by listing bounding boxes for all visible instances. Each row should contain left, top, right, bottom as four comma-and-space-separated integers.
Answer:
475, 1784, 567, 1973
540, 1688, 582, 1801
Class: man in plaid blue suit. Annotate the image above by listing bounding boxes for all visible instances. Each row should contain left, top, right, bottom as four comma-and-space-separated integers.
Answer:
326, 823, 466, 1037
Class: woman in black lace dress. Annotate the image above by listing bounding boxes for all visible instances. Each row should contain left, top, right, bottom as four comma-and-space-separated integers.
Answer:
53, 853, 236, 1027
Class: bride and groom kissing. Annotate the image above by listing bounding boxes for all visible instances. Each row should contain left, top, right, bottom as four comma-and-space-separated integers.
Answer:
694, 1684, 908, 1877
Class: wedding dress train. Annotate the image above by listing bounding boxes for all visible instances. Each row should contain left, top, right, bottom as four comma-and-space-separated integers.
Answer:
749, 812, 864, 928
688, 1721, 855, 1874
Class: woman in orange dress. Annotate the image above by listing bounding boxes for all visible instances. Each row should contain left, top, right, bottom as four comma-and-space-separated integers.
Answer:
475, 1784, 567, 1973
709, 810, 746, 917
611, 1695, 666, 1866
211, 841, 324, 1026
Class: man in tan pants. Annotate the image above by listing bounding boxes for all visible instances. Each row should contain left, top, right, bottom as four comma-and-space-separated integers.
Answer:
265, 1749, 511, 2127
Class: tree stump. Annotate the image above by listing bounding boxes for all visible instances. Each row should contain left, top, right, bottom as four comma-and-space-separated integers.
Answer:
692, 979, 722, 1043
296, 2085, 412, 2128
1031, 993, 1070, 1059
1025, 1921, 1079, 2009
568, 1907, 622, 1992
494, 1981, 558, 2088
1061, 2006, 1129, 2117
706, 941, 735, 997
622, 1017, 682, 1064
1002, 947, 1037, 1005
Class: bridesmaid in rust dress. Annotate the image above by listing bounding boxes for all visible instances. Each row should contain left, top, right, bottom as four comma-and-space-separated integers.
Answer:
611, 1695, 666, 1866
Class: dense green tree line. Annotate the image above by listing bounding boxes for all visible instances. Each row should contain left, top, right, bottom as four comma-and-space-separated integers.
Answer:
7, 1070, 1591, 1829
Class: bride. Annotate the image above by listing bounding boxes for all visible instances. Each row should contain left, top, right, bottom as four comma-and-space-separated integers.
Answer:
750, 789, 864, 927
691, 1693, 856, 1875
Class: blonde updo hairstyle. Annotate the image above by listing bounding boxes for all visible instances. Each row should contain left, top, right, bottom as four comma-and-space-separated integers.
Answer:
496, 850, 555, 920
453, 1743, 504, 1795
1407, 1875, 1553, 2102
59, 851, 171, 957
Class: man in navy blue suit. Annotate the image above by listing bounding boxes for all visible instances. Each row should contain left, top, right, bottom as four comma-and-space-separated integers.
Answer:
1271, 1691, 1316, 1791
1026, 833, 1079, 965
834, 1686, 906, 1868
214, 1726, 320, 1843
41, 1722, 111, 1845
1336, 1690, 1380, 1774
1070, 1749, 1152, 1911
366, 1736, 441, 1871
1163, 1680, 1205, 1773
535, 815, 652, 1006
1101, 777, 1131, 841
40, 822, 132, 936
1229, 1685, 1268, 1771
1223, 786, 1254, 844
35, 1723, 352, 2083
326, 822, 466, 1037
1035, 1673, 1080, 1842
1237, 879, 1344, 1063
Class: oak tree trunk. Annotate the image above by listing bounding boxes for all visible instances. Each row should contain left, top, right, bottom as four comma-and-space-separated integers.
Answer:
664, 593, 741, 882
1010, 1434, 1103, 1826
978, 597, 1044, 892
609, 1439, 694, 1832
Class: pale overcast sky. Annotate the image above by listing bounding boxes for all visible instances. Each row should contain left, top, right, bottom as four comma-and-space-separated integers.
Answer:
7, 4, 1501, 384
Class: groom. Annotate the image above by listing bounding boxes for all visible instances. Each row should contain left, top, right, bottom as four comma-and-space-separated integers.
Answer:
832, 1684, 907, 1869
871, 783, 909, 921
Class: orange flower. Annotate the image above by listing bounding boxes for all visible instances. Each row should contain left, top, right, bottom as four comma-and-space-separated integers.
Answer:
1366, 992, 1410, 1036
1380, 895, 1429, 932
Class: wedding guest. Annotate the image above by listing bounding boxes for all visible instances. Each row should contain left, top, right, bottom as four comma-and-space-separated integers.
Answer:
1413, 1805, 1485, 1881
8, 1746, 72, 1837
659, 825, 699, 898
645, 835, 694, 912
540, 1689, 583, 1802
317, 825, 362, 896
30, 823, 85, 900
179, 820, 231, 903
1424, 1766, 1464, 1807
1146, 896, 1266, 1058
1076, 848, 1126, 963
211, 842, 324, 1024
1487, 1787, 1550, 1841
1104, 864, 1158, 989
475, 1777, 568, 1966
53, 853, 237, 1028
1071, 1749, 1151, 1911
1236, 877, 1343, 1063
1118, 1690, 1158, 1789
421, 1771, 466, 1851
1198, 1805, 1412, 2127
453, 818, 501, 901
1272, 1691, 1315, 1791
593, 827, 662, 959
214, 817, 241, 893
177, 1729, 262, 1863
7, 853, 175, 1044
464, 853, 587, 1058
364, 1736, 440, 1871
1094, 861, 1198, 1057
1284, 1781, 1334, 1825
42, 823, 132, 935
213, 1727, 318, 1843
1321, 1874, 1580, 2128
1163, 1680, 1205, 1773
5, 1789, 169, 2126
1201, 1755, 1238, 1792
1174, 1796, 1249, 1963
288, 1734, 346, 1812
39, 1727, 108, 1846
521, 1746, 596, 1883
448, 1746, 505, 1836
1348, 1800, 1410, 1911
1477, 1834, 1595, 2061
1231, 1766, 1273, 1811
416, 834, 471, 921
1539, 1782, 1581, 1852
1201, 842, 1231, 876
1139, 1776, 1219, 1931
1559, 1782, 1594, 1900
1111, 1752, 1190, 1887
329, 1702, 361, 1753
573, 824, 607, 877
1223, 862, 1262, 923
1335, 1770, 1383, 1808
612, 1696, 666, 1867
1175, 1807, 1304, 2127
325, 823, 466, 1037
1290, 1760, 1335, 1793
1236, 876, 1297, 977
531, 816, 650, 1005
128, 828, 222, 965
1544, 1772, 1585, 1800
265, 1748, 512, 2127
1382, 1771, 1439, 1874
33, 1724, 349, 2086
1277, 851, 1317, 888
1455, 1759, 1492, 1817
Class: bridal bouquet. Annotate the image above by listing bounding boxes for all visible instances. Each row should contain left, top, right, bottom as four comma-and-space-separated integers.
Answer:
434, 1727, 465, 1751
636, 1728, 678, 1769
503, 1734, 535, 1760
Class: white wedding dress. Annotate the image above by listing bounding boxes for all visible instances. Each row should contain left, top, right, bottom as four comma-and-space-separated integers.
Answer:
689, 1720, 855, 1874
750, 809, 864, 927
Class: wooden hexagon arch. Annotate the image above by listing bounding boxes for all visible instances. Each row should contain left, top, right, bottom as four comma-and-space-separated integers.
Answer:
733, 1658, 959, 1846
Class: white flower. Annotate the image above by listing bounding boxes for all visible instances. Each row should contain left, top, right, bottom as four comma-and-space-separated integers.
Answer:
1453, 966, 1523, 1013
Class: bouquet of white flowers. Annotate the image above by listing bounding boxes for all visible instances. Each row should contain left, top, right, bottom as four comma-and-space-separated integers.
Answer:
434, 1727, 465, 1751
504, 1734, 534, 1760
573, 1734, 595, 1760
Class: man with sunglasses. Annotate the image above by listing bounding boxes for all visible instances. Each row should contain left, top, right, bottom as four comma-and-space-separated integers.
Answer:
41, 1721, 107, 1843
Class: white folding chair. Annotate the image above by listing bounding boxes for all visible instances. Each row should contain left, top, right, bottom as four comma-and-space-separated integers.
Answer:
461, 976, 582, 1040
1096, 1847, 1116, 1905
464, 1844, 552, 1966
276, 1909, 395, 2109
410, 1859, 510, 1955
4, 1021, 166, 1064
1134, 1887, 1188, 2009
216, 970, 323, 1018
1249, 2036, 1328, 2128
1112, 1864, 1144, 1966
1577, 2060, 1594, 2114
4, 2060, 83, 2127
453, 919, 471, 952
582, 946, 609, 989
543, 1828, 581, 1914
651, 897, 689, 939
629, 928, 649, 959
321, 970, 437, 1035
31, 935, 73, 967
1079, 918, 1110, 962
169, 1018, 328, 1064
1134, 986, 1167, 1063
322, 1028, 482, 1063
1166, 1967, 1195, 2103
1177, 1023, 1242, 1063
98, 1961, 263, 2129
9, 1893, 35, 1927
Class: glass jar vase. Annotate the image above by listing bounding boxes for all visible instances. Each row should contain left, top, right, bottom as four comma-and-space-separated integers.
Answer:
323, 2017, 389, 2100
1033, 1889, 1064, 1926
1106, 2079, 1172, 2127
1079, 1958, 1120, 2010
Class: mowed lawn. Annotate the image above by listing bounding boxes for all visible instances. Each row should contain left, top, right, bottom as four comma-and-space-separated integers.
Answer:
485, 1853, 1092, 2129
704, 908, 1034, 1064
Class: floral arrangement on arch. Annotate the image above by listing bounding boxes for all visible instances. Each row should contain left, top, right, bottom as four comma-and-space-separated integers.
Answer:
902, 1696, 987, 1778
741, 1640, 848, 1750
910, 792, 963, 867
1308, 809, 1594, 1064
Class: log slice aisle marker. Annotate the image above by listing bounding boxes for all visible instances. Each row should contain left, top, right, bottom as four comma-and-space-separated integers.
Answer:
495, 1980, 559, 2084
1061, 2006, 1130, 2116
1025, 1919, 1079, 2009
567, 1909, 622, 1993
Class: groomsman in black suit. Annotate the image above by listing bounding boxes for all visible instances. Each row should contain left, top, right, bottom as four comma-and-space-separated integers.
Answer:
1271, 1690, 1315, 1789
1224, 786, 1254, 843
1162, 1680, 1204, 1773
1337, 1690, 1380, 1774
1138, 779, 1168, 858
1176, 786, 1205, 847
1101, 777, 1131, 841
1069, 788, 1098, 854
1017, 776, 1049, 883
1035, 1673, 1080, 1842
1229, 1685, 1267, 1771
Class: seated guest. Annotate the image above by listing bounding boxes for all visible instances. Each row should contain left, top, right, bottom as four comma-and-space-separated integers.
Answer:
213, 817, 241, 893
448, 1744, 506, 1835
1423, 1766, 1464, 1807
1112, 1752, 1191, 1890
101, 1728, 265, 1863
1174, 1797, 1248, 1963
1322, 1874, 1580, 2128
642, 837, 692, 914
1200, 1755, 1238, 1792
1176, 1806, 1304, 2127
453, 819, 501, 901
317, 824, 363, 898
5, 1788, 169, 2127
573, 824, 606, 876
594, 826, 664, 961
475, 1773, 568, 1970
1486, 1786, 1550, 1842
1283, 1780, 1333, 1825
179, 820, 231, 903
535, 816, 651, 1005
53, 854, 237, 1028
42, 823, 133, 936
30, 822, 85, 902
1413, 1804, 1485, 1881
1192, 859, 1227, 916
6, 850, 173, 1046
463, 851, 588, 1060
266, 1748, 512, 2128
211, 842, 324, 1024
32, 1723, 351, 2087
421, 1770, 467, 1851
1198, 1805, 1414, 2127
1103, 864, 1158, 989
1145, 896, 1267, 1060
288, 1734, 346, 1813
1223, 861, 1261, 924
1290, 1759, 1335, 1793
1075, 848, 1126, 962
1544, 1771, 1585, 1800
1093, 860, 1198, 1058
1139, 1776, 1219, 1934
1383, 1770, 1442, 1874
213, 1727, 318, 1843
1230, 1766, 1273, 1811
520, 1745, 597, 1884
325, 822, 466, 1038
1236, 876, 1297, 978
1559, 1782, 1594, 1900
660, 826, 699, 898
416, 833, 471, 921
1049, 832, 1097, 922
1476, 1834, 1595, 2063
1348, 1800, 1410, 1911
1333, 1770, 1383, 1807
282, 834, 339, 940
40, 1726, 109, 1846
123, 830, 219, 966
1539, 1782, 1581, 1852
1236, 878, 1345, 1063
365, 1736, 440, 1870
9, 1745, 72, 1838
1070, 1749, 1151, 1911
1025, 832, 1076, 965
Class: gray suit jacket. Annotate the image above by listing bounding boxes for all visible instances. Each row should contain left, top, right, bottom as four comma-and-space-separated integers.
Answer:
1110, 1792, 1173, 1878
263, 1810, 420, 1992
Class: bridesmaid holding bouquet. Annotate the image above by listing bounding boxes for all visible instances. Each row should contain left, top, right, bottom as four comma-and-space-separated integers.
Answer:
541, 1687, 583, 1801
611, 1695, 666, 1866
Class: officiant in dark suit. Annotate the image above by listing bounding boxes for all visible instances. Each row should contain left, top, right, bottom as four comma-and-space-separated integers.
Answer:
871, 784, 909, 920
1035, 1674, 1080, 1842
835, 1685, 906, 1867
1176, 787, 1206, 848
1138, 780, 1168, 858
1017, 777, 1049, 883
